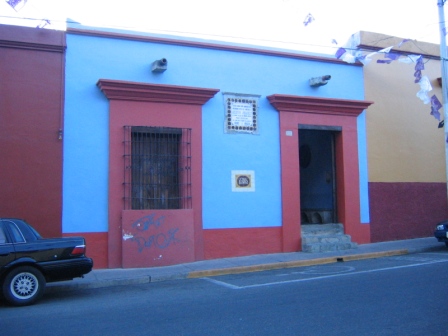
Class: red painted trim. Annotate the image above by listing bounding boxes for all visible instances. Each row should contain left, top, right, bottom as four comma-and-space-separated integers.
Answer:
335, 127, 370, 244
97, 79, 219, 105
63, 232, 108, 269
100, 81, 218, 268
268, 95, 373, 116
68, 27, 362, 66
204, 227, 282, 259
278, 121, 301, 251
268, 95, 373, 249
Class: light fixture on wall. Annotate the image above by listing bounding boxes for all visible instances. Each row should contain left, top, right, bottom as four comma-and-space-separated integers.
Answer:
151, 58, 168, 73
309, 75, 331, 87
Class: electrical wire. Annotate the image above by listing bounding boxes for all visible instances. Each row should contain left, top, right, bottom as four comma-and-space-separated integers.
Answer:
0, 7, 444, 58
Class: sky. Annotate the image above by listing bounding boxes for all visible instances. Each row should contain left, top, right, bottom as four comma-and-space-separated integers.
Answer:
0, 0, 446, 54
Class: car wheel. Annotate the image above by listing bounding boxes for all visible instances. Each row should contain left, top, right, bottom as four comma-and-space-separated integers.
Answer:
2, 266, 46, 306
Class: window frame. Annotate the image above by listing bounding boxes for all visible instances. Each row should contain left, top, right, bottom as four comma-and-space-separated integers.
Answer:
123, 126, 192, 210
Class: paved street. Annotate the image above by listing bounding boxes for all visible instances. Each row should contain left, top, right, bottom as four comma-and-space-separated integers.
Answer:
2, 251, 447, 336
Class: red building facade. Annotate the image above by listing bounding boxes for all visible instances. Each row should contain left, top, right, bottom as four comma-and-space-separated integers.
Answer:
0, 24, 65, 237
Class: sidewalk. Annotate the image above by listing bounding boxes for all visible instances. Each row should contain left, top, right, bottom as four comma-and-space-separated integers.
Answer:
46, 237, 445, 293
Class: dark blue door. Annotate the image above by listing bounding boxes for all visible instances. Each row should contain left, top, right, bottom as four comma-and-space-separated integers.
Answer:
299, 129, 336, 224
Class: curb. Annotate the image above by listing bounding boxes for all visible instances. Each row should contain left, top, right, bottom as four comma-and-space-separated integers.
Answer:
187, 249, 409, 278
45, 276, 152, 293
45, 247, 424, 294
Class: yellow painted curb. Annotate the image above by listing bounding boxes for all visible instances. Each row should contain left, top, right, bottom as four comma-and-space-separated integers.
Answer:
187, 257, 337, 278
339, 249, 408, 261
187, 249, 409, 279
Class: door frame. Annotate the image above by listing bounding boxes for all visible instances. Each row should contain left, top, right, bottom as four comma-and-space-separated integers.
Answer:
299, 125, 340, 224
268, 94, 373, 251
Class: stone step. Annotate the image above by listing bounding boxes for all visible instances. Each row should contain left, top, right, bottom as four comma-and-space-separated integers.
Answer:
301, 223, 344, 236
302, 241, 358, 253
301, 223, 358, 253
302, 234, 352, 245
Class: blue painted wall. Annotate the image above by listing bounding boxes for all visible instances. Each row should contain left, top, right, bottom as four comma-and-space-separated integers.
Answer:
358, 111, 370, 223
63, 26, 368, 233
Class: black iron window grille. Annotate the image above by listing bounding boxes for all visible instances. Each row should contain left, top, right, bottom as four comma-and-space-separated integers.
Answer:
124, 126, 192, 210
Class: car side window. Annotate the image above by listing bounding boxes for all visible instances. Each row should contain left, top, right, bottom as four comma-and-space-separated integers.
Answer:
4, 221, 25, 243
0, 224, 7, 244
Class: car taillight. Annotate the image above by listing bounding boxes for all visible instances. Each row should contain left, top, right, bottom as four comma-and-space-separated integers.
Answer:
71, 245, 86, 256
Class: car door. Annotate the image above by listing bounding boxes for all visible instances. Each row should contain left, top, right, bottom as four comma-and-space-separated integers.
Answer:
0, 220, 16, 267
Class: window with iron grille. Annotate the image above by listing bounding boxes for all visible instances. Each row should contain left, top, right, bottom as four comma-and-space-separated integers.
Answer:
124, 126, 192, 210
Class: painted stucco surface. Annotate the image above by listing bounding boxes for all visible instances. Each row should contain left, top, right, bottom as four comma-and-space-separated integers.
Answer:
0, 24, 65, 238
355, 31, 448, 241
63, 26, 368, 236
363, 49, 445, 183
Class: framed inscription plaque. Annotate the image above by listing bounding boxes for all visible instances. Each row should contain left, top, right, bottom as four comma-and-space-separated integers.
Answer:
223, 93, 260, 134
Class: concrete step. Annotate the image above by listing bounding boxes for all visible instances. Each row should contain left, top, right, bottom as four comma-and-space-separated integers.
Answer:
301, 223, 358, 253
301, 223, 344, 236
302, 234, 353, 244
301, 241, 358, 253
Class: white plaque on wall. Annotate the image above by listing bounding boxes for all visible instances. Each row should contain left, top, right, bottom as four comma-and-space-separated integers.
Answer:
223, 93, 260, 134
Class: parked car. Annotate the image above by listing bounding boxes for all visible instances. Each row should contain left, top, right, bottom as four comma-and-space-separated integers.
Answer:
0, 218, 93, 306
434, 220, 448, 247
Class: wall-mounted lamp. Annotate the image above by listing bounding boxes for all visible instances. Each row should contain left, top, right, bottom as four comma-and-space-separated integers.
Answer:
151, 58, 168, 73
309, 75, 331, 87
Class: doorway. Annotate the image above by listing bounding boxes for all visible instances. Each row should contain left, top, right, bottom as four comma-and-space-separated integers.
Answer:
299, 127, 339, 224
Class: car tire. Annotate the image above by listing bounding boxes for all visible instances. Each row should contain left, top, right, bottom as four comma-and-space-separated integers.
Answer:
2, 266, 46, 306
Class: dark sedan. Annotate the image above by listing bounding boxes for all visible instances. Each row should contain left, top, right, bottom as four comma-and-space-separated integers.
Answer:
434, 220, 448, 247
0, 218, 93, 306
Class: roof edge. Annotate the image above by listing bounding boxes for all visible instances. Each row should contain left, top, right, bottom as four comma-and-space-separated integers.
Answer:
67, 26, 362, 66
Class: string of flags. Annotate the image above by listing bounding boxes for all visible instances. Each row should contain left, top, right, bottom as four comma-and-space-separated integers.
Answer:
303, 13, 315, 27
302, 11, 444, 130
5, 0, 51, 28
4, 3, 446, 129
334, 41, 444, 128
335, 40, 447, 140
5, 0, 27, 11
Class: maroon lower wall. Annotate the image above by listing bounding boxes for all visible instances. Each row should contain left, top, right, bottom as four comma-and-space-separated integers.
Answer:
204, 227, 282, 259
369, 182, 448, 242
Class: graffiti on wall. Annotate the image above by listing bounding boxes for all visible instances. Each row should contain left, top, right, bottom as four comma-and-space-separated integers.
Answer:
123, 214, 180, 252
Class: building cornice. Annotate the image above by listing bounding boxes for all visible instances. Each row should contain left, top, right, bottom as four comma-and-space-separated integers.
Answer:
267, 94, 373, 116
353, 31, 440, 60
0, 24, 66, 53
68, 27, 361, 66
97, 79, 219, 105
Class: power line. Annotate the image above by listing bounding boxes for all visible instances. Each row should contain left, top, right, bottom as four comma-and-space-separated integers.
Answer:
0, 9, 443, 55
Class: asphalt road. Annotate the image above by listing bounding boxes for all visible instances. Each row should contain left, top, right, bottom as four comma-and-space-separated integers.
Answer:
1, 251, 448, 336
